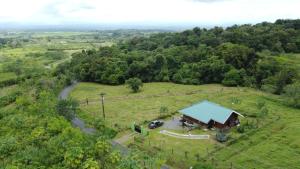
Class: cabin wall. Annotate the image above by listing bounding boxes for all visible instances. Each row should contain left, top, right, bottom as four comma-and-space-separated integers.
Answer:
183, 113, 240, 129
183, 115, 208, 127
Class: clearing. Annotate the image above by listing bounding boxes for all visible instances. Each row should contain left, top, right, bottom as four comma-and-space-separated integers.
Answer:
70, 82, 300, 169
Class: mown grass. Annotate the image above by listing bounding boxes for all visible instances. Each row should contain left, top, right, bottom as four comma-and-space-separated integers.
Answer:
70, 82, 276, 129
70, 82, 300, 169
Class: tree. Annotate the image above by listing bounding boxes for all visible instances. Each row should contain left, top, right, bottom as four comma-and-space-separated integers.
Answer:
63, 147, 84, 169
82, 158, 100, 169
126, 78, 143, 93
284, 82, 300, 108
56, 99, 78, 120
217, 43, 258, 70
262, 68, 296, 94
222, 68, 245, 86
94, 139, 120, 169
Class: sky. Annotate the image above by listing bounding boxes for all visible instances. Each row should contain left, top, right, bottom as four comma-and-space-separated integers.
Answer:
0, 0, 299, 27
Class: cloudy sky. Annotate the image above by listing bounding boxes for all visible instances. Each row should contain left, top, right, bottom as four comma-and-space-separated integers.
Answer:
0, 0, 299, 26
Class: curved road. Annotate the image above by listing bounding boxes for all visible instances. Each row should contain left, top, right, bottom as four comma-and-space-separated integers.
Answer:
58, 83, 170, 168
58, 82, 96, 134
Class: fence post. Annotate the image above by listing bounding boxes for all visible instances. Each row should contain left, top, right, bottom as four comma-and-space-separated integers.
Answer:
230, 162, 233, 169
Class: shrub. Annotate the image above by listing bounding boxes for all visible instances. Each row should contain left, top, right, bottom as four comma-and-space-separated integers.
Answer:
237, 125, 245, 133
126, 77, 143, 93
283, 82, 300, 108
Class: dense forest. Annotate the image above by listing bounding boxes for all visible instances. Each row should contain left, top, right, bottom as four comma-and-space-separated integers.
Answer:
58, 19, 300, 105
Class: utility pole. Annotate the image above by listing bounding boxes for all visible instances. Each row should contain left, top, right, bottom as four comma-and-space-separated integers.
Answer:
100, 92, 106, 120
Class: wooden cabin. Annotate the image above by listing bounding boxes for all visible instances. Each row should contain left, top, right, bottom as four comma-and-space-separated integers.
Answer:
179, 100, 243, 129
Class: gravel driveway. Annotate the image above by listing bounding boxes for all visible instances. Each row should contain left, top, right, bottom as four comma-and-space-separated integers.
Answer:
162, 116, 183, 130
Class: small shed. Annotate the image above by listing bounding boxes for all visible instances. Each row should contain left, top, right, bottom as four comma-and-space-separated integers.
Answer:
179, 100, 243, 129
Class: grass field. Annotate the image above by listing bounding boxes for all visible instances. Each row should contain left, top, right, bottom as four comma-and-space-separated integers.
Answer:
0, 31, 118, 81
70, 82, 279, 128
70, 82, 300, 169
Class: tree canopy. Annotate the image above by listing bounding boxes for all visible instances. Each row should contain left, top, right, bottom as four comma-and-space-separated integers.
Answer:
57, 19, 300, 95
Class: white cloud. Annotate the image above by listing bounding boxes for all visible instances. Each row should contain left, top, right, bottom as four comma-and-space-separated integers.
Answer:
0, 0, 299, 25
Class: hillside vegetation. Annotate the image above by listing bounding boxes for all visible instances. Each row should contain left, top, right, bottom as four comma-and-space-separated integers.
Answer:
57, 20, 300, 108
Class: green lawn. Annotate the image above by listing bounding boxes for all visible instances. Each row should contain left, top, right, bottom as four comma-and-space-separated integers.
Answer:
70, 82, 277, 129
70, 82, 300, 169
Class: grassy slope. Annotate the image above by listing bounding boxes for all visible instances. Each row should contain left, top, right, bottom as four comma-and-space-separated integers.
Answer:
70, 82, 300, 169
276, 53, 300, 74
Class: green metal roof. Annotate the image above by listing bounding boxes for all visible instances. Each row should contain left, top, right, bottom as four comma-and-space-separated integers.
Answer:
179, 100, 242, 124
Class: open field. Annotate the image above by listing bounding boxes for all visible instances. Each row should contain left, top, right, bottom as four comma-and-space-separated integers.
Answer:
0, 31, 123, 83
70, 82, 300, 169
70, 82, 276, 129
0, 30, 159, 75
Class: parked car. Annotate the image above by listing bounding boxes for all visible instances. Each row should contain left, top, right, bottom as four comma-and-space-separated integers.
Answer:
148, 120, 164, 129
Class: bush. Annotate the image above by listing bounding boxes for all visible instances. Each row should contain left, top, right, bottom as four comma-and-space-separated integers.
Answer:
237, 125, 245, 133
126, 77, 143, 93
283, 82, 300, 108
93, 118, 105, 131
